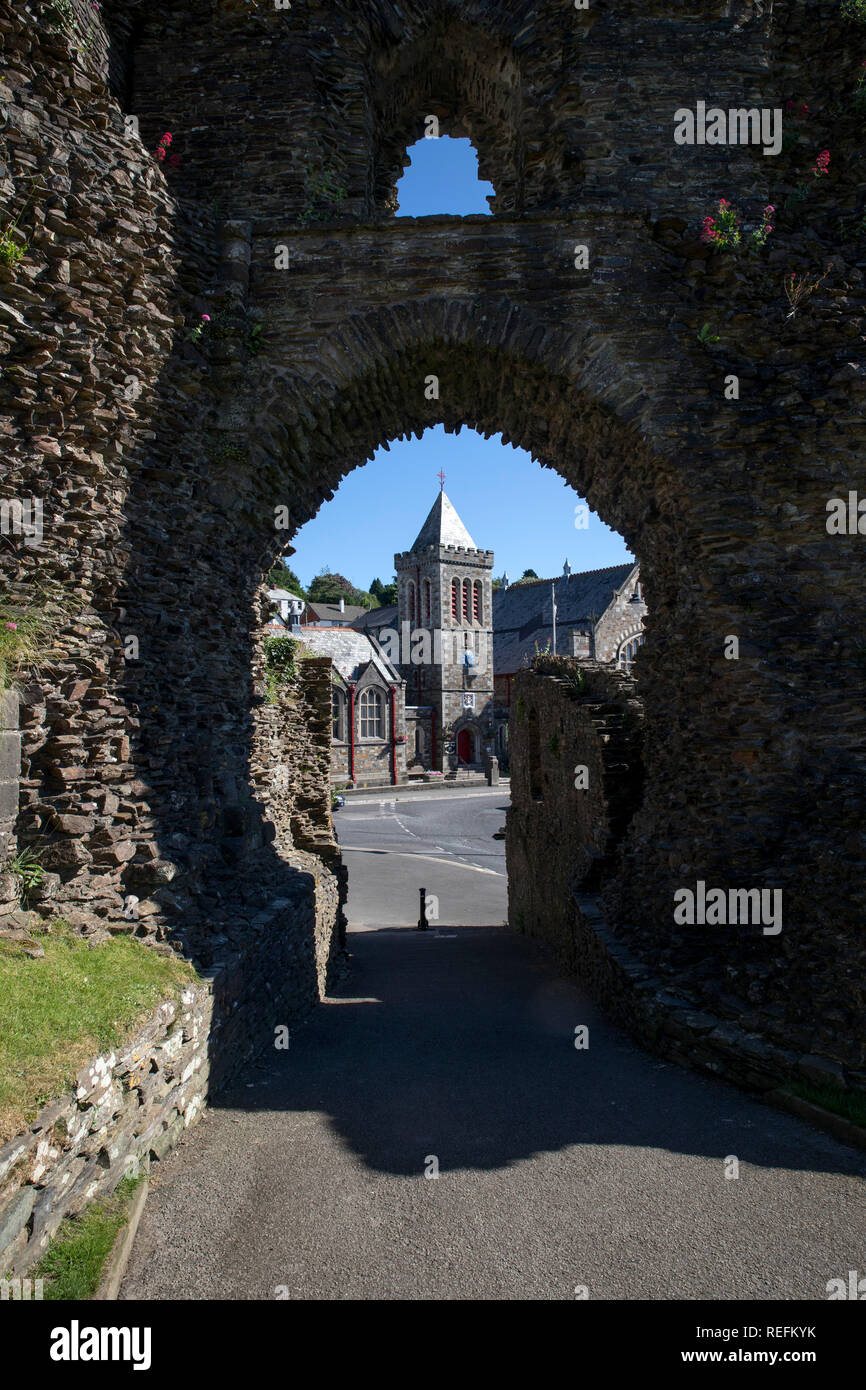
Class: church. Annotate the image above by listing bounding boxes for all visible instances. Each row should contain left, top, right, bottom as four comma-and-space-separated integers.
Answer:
270, 486, 645, 787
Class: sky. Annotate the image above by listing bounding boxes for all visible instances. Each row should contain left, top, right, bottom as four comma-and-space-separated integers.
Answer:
287, 137, 632, 592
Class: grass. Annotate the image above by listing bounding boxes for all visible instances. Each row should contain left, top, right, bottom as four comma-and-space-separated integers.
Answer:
30, 1174, 145, 1300
0, 588, 81, 695
788, 1080, 866, 1129
0, 918, 196, 1143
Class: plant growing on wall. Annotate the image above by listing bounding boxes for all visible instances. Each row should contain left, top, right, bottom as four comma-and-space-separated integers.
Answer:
784, 265, 832, 319
297, 162, 347, 227
264, 635, 302, 702
0, 593, 71, 694
4, 847, 46, 903
701, 200, 774, 252
841, 0, 866, 22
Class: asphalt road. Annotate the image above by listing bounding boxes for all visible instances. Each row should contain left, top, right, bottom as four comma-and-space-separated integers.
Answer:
336, 786, 508, 928
120, 791, 866, 1302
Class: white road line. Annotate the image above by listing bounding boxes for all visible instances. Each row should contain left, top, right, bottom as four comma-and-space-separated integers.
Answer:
339, 846, 503, 876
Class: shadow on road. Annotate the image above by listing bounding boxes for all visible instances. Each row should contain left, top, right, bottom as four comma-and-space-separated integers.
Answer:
212, 925, 866, 1181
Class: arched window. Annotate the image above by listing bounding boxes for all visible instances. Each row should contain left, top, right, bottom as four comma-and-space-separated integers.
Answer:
462, 578, 471, 623
423, 578, 431, 622
451, 579, 459, 622
617, 634, 644, 674
407, 580, 416, 625
359, 688, 385, 739
473, 580, 482, 624
332, 688, 345, 742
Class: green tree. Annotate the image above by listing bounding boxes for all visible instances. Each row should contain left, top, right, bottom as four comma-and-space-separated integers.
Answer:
513, 568, 539, 585
307, 571, 374, 609
370, 576, 398, 606
267, 561, 305, 597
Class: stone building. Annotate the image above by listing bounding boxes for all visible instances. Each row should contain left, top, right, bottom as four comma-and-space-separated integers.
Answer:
391, 489, 495, 771
492, 563, 646, 766
296, 627, 407, 790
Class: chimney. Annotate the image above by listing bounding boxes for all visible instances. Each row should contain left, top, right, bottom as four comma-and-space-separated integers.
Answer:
339, 597, 345, 613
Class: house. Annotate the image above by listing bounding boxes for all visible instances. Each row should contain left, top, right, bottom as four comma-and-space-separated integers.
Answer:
491, 561, 646, 765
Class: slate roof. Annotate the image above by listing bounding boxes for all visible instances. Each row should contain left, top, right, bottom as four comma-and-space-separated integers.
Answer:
493, 563, 637, 674
304, 601, 369, 625
352, 604, 398, 631
409, 490, 477, 551
300, 626, 402, 684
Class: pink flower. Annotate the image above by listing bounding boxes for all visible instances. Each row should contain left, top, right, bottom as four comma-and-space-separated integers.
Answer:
5, 622, 17, 630
764, 204, 775, 214
161, 133, 172, 145
719, 198, 730, 207
201, 314, 211, 322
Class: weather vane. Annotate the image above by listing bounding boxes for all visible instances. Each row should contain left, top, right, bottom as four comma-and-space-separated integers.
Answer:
437, 469, 446, 491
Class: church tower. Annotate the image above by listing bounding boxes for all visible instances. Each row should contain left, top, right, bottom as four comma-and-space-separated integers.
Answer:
394, 486, 494, 771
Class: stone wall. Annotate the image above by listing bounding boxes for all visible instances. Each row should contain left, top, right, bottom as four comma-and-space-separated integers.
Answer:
507, 661, 645, 967
0, 980, 211, 1278
1, 1, 864, 1079
0, 692, 19, 868
507, 659, 866, 1091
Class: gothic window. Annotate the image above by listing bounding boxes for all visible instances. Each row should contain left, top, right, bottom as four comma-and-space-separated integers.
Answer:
332, 688, 345, 742
462, 578, 471, 622
617, 634, 644, 674
423, 579, 431, 622
407, 580, 416, 625
359, 687, 385, 739
473, 580, 481, 623
451, 579, 459, 622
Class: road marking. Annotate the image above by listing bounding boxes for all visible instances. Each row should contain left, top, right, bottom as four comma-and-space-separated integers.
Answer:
339, 846, 503, 876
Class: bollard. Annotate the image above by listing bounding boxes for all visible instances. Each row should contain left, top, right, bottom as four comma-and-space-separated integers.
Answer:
417, 886, 428, 931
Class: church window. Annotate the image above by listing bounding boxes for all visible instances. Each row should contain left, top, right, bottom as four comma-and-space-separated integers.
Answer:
473, 580, 481, 623
617, 634, 644, 674
332, 688, 345, 741
408, 580, 417, 625
451, 579, 459, 621
423, 579, 431, 622
359, 687, 385, 739
462, 578, 471, 622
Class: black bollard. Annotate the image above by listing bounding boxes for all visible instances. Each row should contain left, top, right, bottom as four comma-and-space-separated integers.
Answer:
417, 886, 428, 931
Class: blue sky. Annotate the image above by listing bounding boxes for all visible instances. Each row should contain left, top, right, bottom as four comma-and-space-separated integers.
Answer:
288, 138, 632, 592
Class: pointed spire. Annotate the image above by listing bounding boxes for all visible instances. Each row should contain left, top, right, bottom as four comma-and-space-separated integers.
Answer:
410, 490, 477, 551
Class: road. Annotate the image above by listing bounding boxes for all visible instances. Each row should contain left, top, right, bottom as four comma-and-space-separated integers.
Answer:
120, 790, 865, 1301
336, 786, 508, 928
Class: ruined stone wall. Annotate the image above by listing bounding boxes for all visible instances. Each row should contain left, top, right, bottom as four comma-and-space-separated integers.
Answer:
507, 659, 866, 1084
0, 0, 864, 1079
507, 661, 645, 970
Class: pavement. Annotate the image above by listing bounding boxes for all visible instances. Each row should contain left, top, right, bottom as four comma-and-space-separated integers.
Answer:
119, 793, 866, 1302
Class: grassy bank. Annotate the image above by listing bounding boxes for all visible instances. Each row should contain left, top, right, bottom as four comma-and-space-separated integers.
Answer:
0, 917, 196, 1143
31, 1173, 145, 1300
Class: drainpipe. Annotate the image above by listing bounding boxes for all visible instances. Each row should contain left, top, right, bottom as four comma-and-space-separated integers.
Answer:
430, 708, 436, 770
390, 685, 398, 786
348, 683, 356, 783
415, 564, 421, 702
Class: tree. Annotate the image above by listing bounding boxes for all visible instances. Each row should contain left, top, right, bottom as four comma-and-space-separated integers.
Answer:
307, 571, 375, 609
267, 561, 305, 597
370, 576, 398, 606
513, 568, 539, 585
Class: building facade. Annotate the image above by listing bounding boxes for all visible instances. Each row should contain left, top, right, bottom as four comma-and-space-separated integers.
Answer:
391, 490, 495, 772
491, 562, 646, 767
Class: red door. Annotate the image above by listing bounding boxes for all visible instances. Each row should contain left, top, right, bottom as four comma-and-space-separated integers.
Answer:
457, 729, 473, 764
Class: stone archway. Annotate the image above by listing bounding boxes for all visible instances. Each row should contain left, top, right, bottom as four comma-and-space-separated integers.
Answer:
1, 0, 863, 1079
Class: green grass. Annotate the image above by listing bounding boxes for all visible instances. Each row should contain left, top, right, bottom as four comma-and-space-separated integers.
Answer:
31, 1174, 144, 1300
0, 918, 196, 1142
788, 1080, 866, 1129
